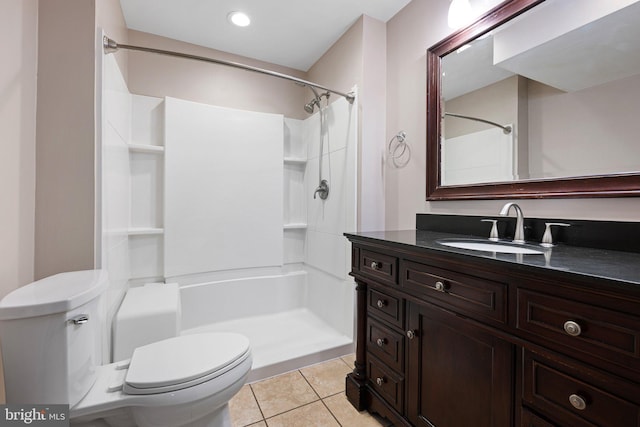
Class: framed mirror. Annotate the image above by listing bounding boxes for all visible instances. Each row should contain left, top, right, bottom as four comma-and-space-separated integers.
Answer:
426, 0, 640, 200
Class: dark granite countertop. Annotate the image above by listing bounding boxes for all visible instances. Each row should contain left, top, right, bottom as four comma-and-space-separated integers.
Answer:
345, 229, 640, 287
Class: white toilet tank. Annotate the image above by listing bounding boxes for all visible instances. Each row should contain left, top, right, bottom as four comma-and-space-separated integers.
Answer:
112, 282, 181, 362
0, 270, 108, 406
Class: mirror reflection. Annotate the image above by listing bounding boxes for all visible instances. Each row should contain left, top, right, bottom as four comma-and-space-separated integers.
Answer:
440, 0, 640, 187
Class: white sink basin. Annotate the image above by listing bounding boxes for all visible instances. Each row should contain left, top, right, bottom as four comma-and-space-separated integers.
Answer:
437, 239, 544, 254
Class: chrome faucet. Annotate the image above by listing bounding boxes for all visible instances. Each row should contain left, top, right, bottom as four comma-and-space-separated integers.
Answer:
499, 202, 525, 243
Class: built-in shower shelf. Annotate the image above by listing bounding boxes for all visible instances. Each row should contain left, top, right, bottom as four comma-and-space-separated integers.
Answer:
283, 157, 307, 166
127, 227, 164, 236
283, 223, 307, 230
128, 144, 165, 154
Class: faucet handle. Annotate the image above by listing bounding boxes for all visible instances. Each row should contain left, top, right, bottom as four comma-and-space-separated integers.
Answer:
313, 179, 329, 200
541, 222, 570, 247
481, 219, 500, 241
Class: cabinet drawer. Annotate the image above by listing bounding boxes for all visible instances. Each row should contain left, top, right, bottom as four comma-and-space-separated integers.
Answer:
368, 286, 404, 329
517, 288, 640, 366
523, 350, 640, 427
359, 249, 398, 286
367, 317, 404, 372
401, 260, 507, 324
367, 355, 404, 413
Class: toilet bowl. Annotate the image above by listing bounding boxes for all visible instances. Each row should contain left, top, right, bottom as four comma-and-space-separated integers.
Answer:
72, 333, 251, 427
0, 270, 252, 427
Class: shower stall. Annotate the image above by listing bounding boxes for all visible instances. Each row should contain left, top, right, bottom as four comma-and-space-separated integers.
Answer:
100, 44, 358, 381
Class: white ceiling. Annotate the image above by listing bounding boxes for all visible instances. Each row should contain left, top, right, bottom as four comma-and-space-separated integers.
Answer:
118, 0, 412, 71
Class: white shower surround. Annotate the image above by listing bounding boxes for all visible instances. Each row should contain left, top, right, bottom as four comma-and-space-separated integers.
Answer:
163, 98, 284, 277
442, 125, 515, 185
101, 54, 357, 380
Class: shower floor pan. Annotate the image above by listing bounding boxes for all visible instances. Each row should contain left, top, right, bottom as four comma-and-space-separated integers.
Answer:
181, 307, 354, 382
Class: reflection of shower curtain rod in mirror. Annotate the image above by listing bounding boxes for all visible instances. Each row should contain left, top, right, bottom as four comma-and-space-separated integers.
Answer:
444, 112, 512, 134
103, 36, 355, 104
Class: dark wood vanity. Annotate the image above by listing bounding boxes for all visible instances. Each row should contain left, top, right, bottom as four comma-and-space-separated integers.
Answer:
344, 226, 640, 427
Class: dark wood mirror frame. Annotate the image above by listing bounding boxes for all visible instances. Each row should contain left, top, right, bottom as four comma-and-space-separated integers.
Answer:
426, 0, 640, 201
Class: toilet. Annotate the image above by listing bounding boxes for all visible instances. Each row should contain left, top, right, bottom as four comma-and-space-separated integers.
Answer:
0, 270, 252, 427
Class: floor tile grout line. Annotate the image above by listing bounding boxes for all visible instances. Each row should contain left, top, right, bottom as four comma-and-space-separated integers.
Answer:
339, 356, 354, 370
299, 366, 346, 426
248, 383, 267, 425
298, 368, 324, 401
253, 370, 323, 422
240, 355, 357, 427
300, 356, 354, 396
320, 395, 343, 427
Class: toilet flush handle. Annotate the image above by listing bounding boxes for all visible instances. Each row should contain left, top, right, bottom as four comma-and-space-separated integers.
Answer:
68, 314, 89, 325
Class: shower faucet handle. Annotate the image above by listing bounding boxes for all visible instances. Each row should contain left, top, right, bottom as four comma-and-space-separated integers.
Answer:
313, 180, 329, 200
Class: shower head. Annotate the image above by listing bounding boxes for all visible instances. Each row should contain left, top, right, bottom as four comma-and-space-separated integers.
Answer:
304, 99, 319, 114
304, 85, 321, 114
303, 86, 330, 114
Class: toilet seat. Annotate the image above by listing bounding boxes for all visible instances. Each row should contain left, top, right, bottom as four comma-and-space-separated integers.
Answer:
123, 333, 251, 395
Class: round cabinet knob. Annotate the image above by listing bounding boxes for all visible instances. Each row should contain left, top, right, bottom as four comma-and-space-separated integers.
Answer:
376, 338, 386, 347
377, 299, 386, 309
371, 261, 380, 270
435, 281, 446, 292
406, 330, 416, 339
564, 320, 582, 337
569, 394, 587, 410
376, 377, 385, 387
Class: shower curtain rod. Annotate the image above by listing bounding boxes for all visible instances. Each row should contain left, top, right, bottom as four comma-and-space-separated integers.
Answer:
443, 112, 512, 134
103, 36, 355, 104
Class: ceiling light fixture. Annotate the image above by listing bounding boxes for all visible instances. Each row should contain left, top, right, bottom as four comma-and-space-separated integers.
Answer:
447, 0, 474, 30
228, 11, 251, 27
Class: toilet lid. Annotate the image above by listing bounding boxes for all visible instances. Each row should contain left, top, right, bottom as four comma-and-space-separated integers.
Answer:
124, 332, 250, 394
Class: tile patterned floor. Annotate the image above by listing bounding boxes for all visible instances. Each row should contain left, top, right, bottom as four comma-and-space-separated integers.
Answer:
229, 354, 392, 427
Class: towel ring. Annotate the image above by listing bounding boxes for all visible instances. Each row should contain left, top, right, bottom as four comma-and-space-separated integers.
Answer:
388, 131, 411, 167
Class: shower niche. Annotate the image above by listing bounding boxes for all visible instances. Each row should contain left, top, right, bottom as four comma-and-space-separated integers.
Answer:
283, 118, 308, 266
128, 95, 165, 282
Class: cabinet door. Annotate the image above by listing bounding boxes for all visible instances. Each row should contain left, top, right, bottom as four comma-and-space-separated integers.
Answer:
407, 302, 514, 427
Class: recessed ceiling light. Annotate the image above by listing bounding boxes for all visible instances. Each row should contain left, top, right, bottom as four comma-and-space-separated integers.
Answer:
228, 11, 251, 27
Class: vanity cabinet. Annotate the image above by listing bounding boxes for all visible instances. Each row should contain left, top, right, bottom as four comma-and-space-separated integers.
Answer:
345, 236, 640, 427
406, 301, 514, 427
